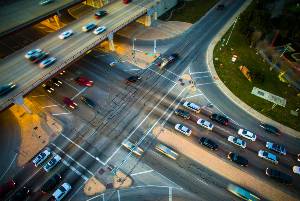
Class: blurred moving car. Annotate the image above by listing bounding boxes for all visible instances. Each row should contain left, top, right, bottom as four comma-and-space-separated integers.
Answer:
10, 186, 31, 201
42, 84, 54, 94
265, 168, 292, 184
182, 101, 201, 113
0, 179, 16, 198
228, 136, 246, 149
197, 118, 214, 130
0, 82, 16, 96
266, 142, 286, 155
258, 150, 278, 164
43, 155, 61, 172
31, 51, 48, 63
210, 113, 229, 126
59, 30, 73, 39
174, 124, 192, 136
227, 184, 260, 201
123, 0, 131, 4
157, 53, 178, 69
199, 137, 218, 150
94, 10, 108, 19
125, 75, 141, 84
237, 128, 256, 141
227, 152, 248, 166
75, 76, 94, 87
80, 96, 96, 109
63, 97, 78, 109
39, 57, 56, 68
50, 183, 71, 201
41, 174, 62, 193
259, 123, 280, 135
40, 0, 54, 5
51, 78, 63, 87
24, 48, 42, 59
82, 23, 96, 32
174, 109, 190, 119
32, 148, 51, 167
93, 26, 106, 35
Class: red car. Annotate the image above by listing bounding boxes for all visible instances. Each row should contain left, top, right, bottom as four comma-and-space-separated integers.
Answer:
75, 76, 94, 87
123, 0, 131, 4
63, 97, 78, 109
0, 179, 16, 198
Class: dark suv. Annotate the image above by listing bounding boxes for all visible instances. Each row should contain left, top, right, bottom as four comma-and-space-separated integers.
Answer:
41, 174, 62, 193
81, 96, 96, 109
199, 137, 218, 150
259, 123, 280, 135
174, 109, 190, 119
10, 186, 31, 201
265, 168, 292, 184
227, 152, 248, 167
210, 113, 229, 126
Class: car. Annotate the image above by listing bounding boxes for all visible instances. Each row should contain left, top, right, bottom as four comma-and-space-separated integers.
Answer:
31, 51, 48, 63
265, 168, 292, 184
210, 113, 229, 126
75, 76, 94, 87
174, 124, 192, 136
216, 4, 225, 10
237, 128, 256, 141
174, 109, 190, 119
227, 152, 248, 166
122, 140, 144, 156
258, 150, 278, 164
43, 154, 61, 172
10, 186, 31, 201
82, 23, 96, 32
0, 179, 16, 198
197, 118, 214, 130
0, 82, 16, 96
80, 96, 96, 109
123, 0, 131, 4
51, 78, 63, 87
59, 70, 66, 76
157, 53, 178, 68
93, 26, 106, 35
41, 174, 62, 193
40, 0, 54, 5
58, 30, 73, 39
227, 136, 246, 149
63, 97, 78, 109
50, 183, 71, 201
39, 57, 56, 68
266, 142, 286, 155
42, 84, 54, 94
293, 166, 300, 175
182, 101, 201, 113
24, 48, 42, 59
199, 137, 218, 150
94, 10, 107, 19
125, 75, 141, 84
259, 123, 280, 135
32, 148, 51, 167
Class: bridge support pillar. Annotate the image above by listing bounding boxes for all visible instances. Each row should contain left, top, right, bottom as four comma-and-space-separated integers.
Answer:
108, 33, 115, 51
145, 15, 151, 27
154, 11, 158, 20
13, 96, 32, 114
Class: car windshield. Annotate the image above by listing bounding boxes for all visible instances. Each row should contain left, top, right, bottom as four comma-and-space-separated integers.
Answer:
263, 152, 268, 157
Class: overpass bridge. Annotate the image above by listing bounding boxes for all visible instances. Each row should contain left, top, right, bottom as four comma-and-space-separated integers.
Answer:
0, 0, 158, 111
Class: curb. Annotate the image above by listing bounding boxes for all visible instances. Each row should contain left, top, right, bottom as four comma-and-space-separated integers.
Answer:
206, 1, 300, 138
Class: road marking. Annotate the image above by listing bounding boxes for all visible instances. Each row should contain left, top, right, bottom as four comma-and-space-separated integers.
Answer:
196, 82, 216, 86
169, 187, 172, 201
196, 178, 208, 185
52, 112, 70, 116
61, 160, 88, 181
0, 153, 17, 180
51, 143, 94, 176
105, 82, 178, 164
41, 104, 58, 108
185, 93, 203, 99
60, 133, 105, 165
124, 69, 141, 72
86, 194, 105, 201
190, 71, 209, 75
31, 95, 46, 98
72, 86, 88, 100
147, 68, 177, 84
165, 69, 180, 78
131, 169, 153, 176
193, 75, 211, 79
63, 80, 80, 92
117, 190, 120, 201
154, 170, 183, 189
127, 185, 183, 190
67, 180, 86, 200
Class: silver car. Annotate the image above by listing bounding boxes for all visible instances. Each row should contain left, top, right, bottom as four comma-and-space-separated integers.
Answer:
43, 154, 61, 172
32, 148, 51, 167
39, 57, 56, 68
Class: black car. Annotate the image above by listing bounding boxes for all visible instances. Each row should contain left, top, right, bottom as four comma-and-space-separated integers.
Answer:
10, 186, 31, 201
259, 123, 280, 135
81, 96, 96, 108
217, 4, 225, 10
227, 152, 248, 167
41, 174, 62, 193
42, 84, 54, 94
174, 109, 190, 119
265, 168, 292, 184
0, 82, 16, 96
126, 76, 141, 84
199, 137, 218, 150
210, 113, 229, 126
51, 78, 63, 87
94, 10, 108, 18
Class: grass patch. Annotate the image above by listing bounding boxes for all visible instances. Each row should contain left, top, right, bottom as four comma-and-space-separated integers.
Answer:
214, 29, 300, 131
159, 0, 218, 23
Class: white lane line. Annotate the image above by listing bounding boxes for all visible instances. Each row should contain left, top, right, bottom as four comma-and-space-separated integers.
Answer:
196, 178, 208, 185
196, 82, 216, 86
63, 80, 80, 92
193, 75, 211, 79
124, 69, 141, 72
169, 187, 172, 201
71, 87, 88, 100
165, 69, 180, 78
126, 185, 183, 190
147, 68, 177, 84
86, 194, 104, 201
61, 160, 88, 181
117, 190, 120, 201
67, 181, 86, 201
52, 112, 71, 116
0, 153, 17, 180
41, 104, 58, 108
51, 143, 94, 176
60, 133, 105, 165
31, 95, 46, 98
105, 82, 178, 164
185, 93, 203, 99
131, 169, 153, 176
190, 71, 209, 75
154, 171, 183, 189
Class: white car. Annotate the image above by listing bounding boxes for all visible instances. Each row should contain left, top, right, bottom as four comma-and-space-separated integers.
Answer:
228, 136, 246, 149
182, 101, 201, 113
51, 183, 71, 201
32, 148, 51, 167
174, 124, 192, 136
93, 26, 106, 35
39, 57, 56, 68
237, 128, 256, 141
197, 118, 214, 130
24, 48, 42, 59
293, 166, 300, 175
258, 150, 278, 164
43, 154, 61, 172
59, 30, 73, 39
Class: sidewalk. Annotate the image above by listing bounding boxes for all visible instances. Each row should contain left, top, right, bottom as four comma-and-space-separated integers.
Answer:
206, 1, 300, 138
